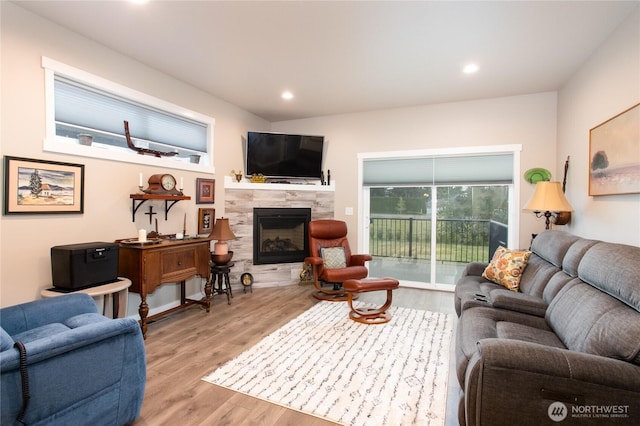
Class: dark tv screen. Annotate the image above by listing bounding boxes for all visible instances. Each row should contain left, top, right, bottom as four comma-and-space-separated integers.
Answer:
246, 132, 324, 179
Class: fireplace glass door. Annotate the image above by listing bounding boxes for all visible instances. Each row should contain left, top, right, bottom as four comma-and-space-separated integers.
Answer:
253, 208, 311, 265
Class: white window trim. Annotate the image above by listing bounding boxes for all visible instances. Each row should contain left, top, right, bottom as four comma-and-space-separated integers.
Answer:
42, 57, 215, 174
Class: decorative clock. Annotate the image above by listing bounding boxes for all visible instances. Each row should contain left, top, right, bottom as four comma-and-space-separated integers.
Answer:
240, 272, 254, 293
143, 174, 182, 195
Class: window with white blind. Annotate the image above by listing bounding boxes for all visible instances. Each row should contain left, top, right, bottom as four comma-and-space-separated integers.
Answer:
42, 57, 215, 172
362, 153, 514, 186
358, 146, 522, 290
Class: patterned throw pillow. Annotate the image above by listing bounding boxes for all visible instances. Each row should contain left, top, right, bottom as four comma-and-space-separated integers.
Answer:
321, 247, 347, 269
482, 246, 532, 291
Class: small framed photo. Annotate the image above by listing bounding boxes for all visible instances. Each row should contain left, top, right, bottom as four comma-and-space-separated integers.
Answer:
198, 208, 215, 234
196, 178, 215, 204
3, 156, 85, 215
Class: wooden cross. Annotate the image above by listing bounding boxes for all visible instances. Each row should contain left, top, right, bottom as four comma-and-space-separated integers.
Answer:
144, 205, 157, 225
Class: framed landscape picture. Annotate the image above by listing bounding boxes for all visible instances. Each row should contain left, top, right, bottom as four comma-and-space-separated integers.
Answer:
196, 178, 215, 204
589, 103, 640, 196
3, 156, 85, 214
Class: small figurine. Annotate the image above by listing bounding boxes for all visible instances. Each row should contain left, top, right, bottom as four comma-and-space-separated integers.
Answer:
230, 169, 243, 182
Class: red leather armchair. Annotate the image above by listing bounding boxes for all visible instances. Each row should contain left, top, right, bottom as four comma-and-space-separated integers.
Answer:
304, 219, 372, 301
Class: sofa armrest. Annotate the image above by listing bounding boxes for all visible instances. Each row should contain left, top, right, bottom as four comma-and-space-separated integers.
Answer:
1, 317, 141, 371
489, 290, 547, 317
1, 294, 98, 336
464, 339, 640, 426
461, 262, 489, 277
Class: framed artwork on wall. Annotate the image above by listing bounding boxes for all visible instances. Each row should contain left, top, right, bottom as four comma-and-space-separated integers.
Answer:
589, 103, 640, 196
3, 156, 85, 215
196, 178, 215, 204
198, 208, 215, 234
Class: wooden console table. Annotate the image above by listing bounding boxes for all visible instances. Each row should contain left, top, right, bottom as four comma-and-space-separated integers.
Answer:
117, 237, 212, 338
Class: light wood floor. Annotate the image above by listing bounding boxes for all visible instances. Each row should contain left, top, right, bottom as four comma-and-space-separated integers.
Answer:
132, 284, 458, 426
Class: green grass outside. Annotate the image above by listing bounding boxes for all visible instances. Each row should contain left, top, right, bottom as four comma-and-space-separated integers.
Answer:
369, 219, 490, 263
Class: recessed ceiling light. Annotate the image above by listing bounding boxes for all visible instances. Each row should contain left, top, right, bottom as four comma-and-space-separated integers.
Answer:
463, 63, 479, 74
281, 91, 294, 100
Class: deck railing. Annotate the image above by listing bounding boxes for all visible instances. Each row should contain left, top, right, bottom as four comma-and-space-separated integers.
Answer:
369, 217, 506, 263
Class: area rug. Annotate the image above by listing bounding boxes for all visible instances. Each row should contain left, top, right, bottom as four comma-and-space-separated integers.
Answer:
202, 301, 453, 426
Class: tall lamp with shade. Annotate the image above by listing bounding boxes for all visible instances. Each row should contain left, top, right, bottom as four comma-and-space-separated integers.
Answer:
523, 181, 574, 230
209, 217, 236, 265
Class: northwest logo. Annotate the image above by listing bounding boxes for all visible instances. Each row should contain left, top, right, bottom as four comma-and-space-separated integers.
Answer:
548, 402, 568, 422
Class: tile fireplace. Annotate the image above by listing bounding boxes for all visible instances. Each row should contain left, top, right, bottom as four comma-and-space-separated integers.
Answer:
253, 208, 311, 265
224, 176, 335, 288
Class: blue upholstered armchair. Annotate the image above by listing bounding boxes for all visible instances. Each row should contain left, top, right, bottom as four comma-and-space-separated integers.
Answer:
1, 293, 146, 425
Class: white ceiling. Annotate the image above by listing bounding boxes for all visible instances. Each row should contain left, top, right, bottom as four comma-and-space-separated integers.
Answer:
12, 0, 638, 122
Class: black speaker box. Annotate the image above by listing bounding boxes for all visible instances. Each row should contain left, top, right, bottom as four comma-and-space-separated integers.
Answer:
51, 242, 119, 290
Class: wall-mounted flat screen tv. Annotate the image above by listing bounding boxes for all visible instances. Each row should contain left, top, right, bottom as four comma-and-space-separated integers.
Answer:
246, 131, 324, 179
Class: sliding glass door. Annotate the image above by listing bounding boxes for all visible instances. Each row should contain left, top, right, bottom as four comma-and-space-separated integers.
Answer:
433, 185, 509, 284
367, 186, 433, 284
360, 148, 518, 289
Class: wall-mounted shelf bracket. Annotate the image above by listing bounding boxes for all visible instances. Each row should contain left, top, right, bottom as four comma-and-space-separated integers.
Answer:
130, 194, 191, 222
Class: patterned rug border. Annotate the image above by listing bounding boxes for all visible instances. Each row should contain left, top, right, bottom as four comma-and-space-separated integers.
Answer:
202, 301, 453, 426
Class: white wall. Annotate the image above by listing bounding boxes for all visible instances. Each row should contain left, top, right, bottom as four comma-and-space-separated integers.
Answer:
273, 5, 640, 252
2, 2, 638, 309
0, 3, 269, 308
272, 93, 559, 250
557, 6, 640, 245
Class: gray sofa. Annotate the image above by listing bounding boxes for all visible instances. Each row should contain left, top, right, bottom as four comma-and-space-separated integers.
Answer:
454, 230, 640, 425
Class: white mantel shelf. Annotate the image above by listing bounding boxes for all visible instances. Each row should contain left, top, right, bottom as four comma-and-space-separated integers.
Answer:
224, 175, 335, 191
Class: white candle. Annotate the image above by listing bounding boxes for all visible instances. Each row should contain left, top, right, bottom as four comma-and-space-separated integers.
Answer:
138, 229, 147, 242
180, 177, 184, 190
139, 173, 143, 187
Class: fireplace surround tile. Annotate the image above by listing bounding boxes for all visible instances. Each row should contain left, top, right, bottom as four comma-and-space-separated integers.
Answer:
224, 178, 334, 289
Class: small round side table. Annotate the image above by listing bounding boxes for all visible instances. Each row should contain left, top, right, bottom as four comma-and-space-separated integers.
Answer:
210, 262, 234, 304
40, 277, 131, 318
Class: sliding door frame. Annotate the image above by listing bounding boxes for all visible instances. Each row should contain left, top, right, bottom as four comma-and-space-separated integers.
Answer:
357, 145, 522, 288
